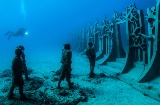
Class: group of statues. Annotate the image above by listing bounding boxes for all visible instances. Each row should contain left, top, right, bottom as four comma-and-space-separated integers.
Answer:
7, 41, 96, 100
8, 45, 29, 100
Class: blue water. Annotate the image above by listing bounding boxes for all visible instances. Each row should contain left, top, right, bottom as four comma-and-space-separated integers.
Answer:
0, 0, 156, 70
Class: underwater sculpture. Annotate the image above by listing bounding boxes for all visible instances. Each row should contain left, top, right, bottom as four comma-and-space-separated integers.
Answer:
70, 1, 160, 102
17, 45, 30, 81
1, 0, 159, 104
8, 48, 27, 100
55, 48, 67, 75
86, 42, 96, 78
57, 43, 73, 89
5, 28, 28, 40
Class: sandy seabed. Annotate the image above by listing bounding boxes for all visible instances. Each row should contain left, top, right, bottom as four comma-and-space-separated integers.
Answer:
0, 52, 160, 105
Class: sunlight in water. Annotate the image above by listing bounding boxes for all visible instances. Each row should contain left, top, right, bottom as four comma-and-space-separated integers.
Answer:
21, 0, 26, 20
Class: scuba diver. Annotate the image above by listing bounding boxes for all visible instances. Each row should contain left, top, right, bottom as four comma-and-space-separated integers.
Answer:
5, 28, 27, 40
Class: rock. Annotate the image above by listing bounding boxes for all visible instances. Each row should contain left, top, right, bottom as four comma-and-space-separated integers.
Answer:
43, 81, 51, 88
2, 84, 10, 92
43, 74, 49, 79
143, 92, 149, 96
100, 73, 107, 77
37, 90, 44, 97
80, 96, 88, 102
20, 90, 45, 104
1, 81, 90, 105
79, 90, 86, 96
55, 69, 62, 75
93, 80, 101, 84
147, 86, 153, 90
24, 77, 44, 91
0, 69, 12, 78
88, 90, 94, 94
5, 77, 12, 81
59, 90, 69, 96
42, 86, 89, 104
52, 76, 59, 82
43, 91, 58, 104
27, 68, 33, 75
